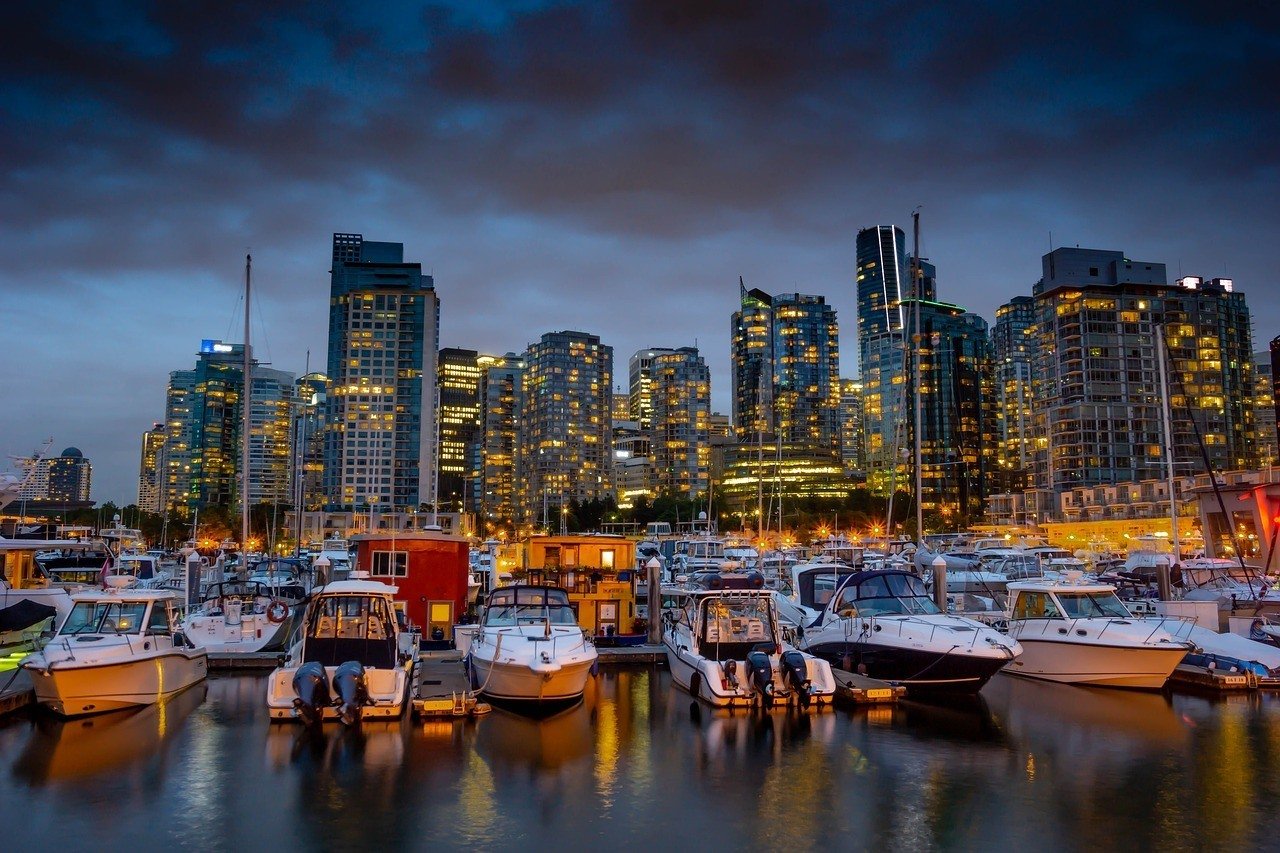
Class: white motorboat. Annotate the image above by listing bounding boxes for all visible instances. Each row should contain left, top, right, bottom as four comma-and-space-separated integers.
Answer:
663, 574, 836, 709
466, 585, 598, 707
266, 577, 415, 725
182, 580, 295, 653
111, 553, 173, 590
21, 584, 207, 717
1003, 574, 1192, 689
1, 539, 81, 626
801, 569, 1019, 695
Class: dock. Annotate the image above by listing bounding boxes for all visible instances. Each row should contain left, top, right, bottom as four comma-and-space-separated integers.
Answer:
208, 651, 280, 670
1168, 663, 1255, 692
831, 668, 906, 705
412, 651, 489, 718
596, 643, 665, 664
0, 668, 35, 717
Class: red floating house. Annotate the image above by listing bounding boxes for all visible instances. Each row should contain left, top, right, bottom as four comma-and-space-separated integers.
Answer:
350, 531, 470, 639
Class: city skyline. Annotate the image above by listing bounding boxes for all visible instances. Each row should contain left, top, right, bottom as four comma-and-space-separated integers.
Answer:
3, 3, 1278, 503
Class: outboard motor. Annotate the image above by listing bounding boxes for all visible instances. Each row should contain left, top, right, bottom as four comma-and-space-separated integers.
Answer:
292, 661, 331, 726
332, 660, 368, 726
745, 646, 775, 709
781, 650, 813, 709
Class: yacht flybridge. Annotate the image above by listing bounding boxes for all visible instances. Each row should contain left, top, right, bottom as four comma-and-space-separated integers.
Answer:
465, 585, 598, 707
663, 573, 836, 709
1003, 573, 1192, 689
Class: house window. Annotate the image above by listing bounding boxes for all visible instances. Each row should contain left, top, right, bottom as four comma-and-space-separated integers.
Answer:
371, 550, 408, 577
600, 549, 615, 569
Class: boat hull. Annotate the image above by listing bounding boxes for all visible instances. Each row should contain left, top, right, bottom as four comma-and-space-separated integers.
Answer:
469, 654, 596, 704
26, 650, 208, 717
805, 639, 1012, 695
665, 639, 836, 708
1003, 638, 1187, 689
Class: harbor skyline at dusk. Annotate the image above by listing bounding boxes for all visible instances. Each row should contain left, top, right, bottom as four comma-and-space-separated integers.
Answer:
3, 2, 1278, 503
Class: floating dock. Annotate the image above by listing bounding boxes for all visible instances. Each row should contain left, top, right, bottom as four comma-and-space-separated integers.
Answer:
832, 668, 906, 705
208, 651, 281, 670
0, 668, 35, 717
412, 651, 490, 718
1168, 663, 1254, 692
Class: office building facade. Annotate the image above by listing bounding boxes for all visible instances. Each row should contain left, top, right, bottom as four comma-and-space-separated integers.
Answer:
650, 347, 711, 497
138, 422, 166, 512
476, 353, 525, 535
992, 295, 1036, 488
437, 348, 484, 514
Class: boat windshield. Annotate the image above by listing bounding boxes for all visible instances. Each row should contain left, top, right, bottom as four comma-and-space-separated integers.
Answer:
699, 598, 775, 650
308, 595, 395, 640
1055, 591, 1131, 619
117, 558, 156, 580
485, 587, 577, 626
59, 600, 149, 635
833, 573, 942, 617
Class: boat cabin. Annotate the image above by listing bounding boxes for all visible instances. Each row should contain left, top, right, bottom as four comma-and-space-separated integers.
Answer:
482, 586, 578, 628
352, 531, 469, 640
1008, 581, 1133, 621
58, 591, 177, 639
303, 582, 400, 669
687, 592, 778, 660
792, 565, 858, 612
828, 570, 942, 618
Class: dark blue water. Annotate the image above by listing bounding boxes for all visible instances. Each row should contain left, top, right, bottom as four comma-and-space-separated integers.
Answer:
2, 669, 1278, 851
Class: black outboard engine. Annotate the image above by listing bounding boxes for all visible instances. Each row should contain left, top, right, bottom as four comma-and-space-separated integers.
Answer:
781, 650, 814, 709
292, 660, 331, 726
332, 660, 369, 726
745, 646, 775, 709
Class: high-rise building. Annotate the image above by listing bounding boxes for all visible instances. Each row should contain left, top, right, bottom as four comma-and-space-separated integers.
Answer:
839, 378, 865, 476
730, 285, 840, 448
437, 348, 484, 514
855, 225, 937, 362
1031, 250, 1255, 493
294, 373, 328, 511
1255, 351, 1277, 468
650, 347, 711, 497
628, 348, 679, 429
518, 331, 613, 523
138, 422, 166, 512
992, 296, 1036, 488
247, 366, 296, 506
161, 340, 246, 514
477, 353, 525, 534
18, 447, 92, 505
324, 233, 439, 514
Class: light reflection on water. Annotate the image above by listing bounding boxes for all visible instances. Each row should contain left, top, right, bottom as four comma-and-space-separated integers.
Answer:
2, 670, 1280, 850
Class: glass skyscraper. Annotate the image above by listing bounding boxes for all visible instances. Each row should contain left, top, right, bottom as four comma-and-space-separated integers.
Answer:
324, 233, 439, 514
650, 347, 711, 497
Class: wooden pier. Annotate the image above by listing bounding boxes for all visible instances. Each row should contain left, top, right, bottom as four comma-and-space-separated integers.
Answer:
412, 651, 489, 718
831, 668, 906, 705
0, 668, 35, 717
208, 651, 280, 670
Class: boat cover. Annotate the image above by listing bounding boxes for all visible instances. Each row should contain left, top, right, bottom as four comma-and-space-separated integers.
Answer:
0, 599, 57, 632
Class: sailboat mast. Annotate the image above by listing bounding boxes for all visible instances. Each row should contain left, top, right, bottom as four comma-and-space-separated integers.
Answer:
1155, 324, 1180, 559
242, 253, 252, 557
912, 211, 924, 543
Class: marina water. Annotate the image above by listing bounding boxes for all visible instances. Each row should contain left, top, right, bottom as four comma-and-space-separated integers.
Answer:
3, 668, 1279, 850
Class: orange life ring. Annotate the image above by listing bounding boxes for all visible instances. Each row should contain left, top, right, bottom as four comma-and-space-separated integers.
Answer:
267, 600, 289, 624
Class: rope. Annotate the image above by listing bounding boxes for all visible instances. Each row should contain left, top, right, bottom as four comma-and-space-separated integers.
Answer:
473, 631, 503, 694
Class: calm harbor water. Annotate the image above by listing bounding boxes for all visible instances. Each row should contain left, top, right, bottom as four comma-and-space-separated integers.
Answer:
2, 669, 1280, 851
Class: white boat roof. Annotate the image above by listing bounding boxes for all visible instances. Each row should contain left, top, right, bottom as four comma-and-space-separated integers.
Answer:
69, 588, 181, 602
0, 539, 101, 551
1008, 578, 1115, 594
314, 579, 397, 596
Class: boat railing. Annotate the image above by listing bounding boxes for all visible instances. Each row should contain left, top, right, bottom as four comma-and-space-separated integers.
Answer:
845, 613, 990, 650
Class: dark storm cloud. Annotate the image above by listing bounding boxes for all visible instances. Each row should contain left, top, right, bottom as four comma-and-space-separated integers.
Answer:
1, 0, 1277, 501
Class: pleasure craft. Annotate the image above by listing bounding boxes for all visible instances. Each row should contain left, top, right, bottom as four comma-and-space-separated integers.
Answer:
316, 538, 354, 580
466, 585, 598, 707
800, 569, 1020, 695
182, 580, 295, 653
788, 562, 859, 626
1, 539, 81, 625
246, 557, 312, 604
672, 537, 729, 576
266, 578, 415, 725
1003, 574, 1192, 689
111, 553, 173, 590
22, 584, 207, 717
663, 573, 836, 709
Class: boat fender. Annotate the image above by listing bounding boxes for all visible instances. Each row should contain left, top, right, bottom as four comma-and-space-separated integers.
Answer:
689, 670, 703, 699
590, 659, 600, 677
267, 600, 288, 624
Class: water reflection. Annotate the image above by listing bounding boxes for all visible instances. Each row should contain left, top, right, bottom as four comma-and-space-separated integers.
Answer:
11, 682, 207, 785
3, 668, 1280, 849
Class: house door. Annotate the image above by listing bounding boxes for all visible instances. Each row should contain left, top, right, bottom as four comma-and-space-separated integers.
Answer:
428, 601, 454, 640
598, 601, 619, 636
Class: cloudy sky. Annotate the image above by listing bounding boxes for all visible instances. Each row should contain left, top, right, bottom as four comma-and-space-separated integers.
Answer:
3, 1, 1277, 504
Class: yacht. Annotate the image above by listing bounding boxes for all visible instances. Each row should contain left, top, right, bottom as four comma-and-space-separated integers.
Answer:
788, 562, 859, 626
1003, 573, 1192, 689
465, 584, 598, 707
111, 553, 173, 590
672, 536, 729, 576
1, 539, 82, 625
800, 569, 1020, 695
663, 573, 836, 708
266, 577, 415, 725
316, 538, 354, 579
182, 580, 295, 653
21, 584, 207, 717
